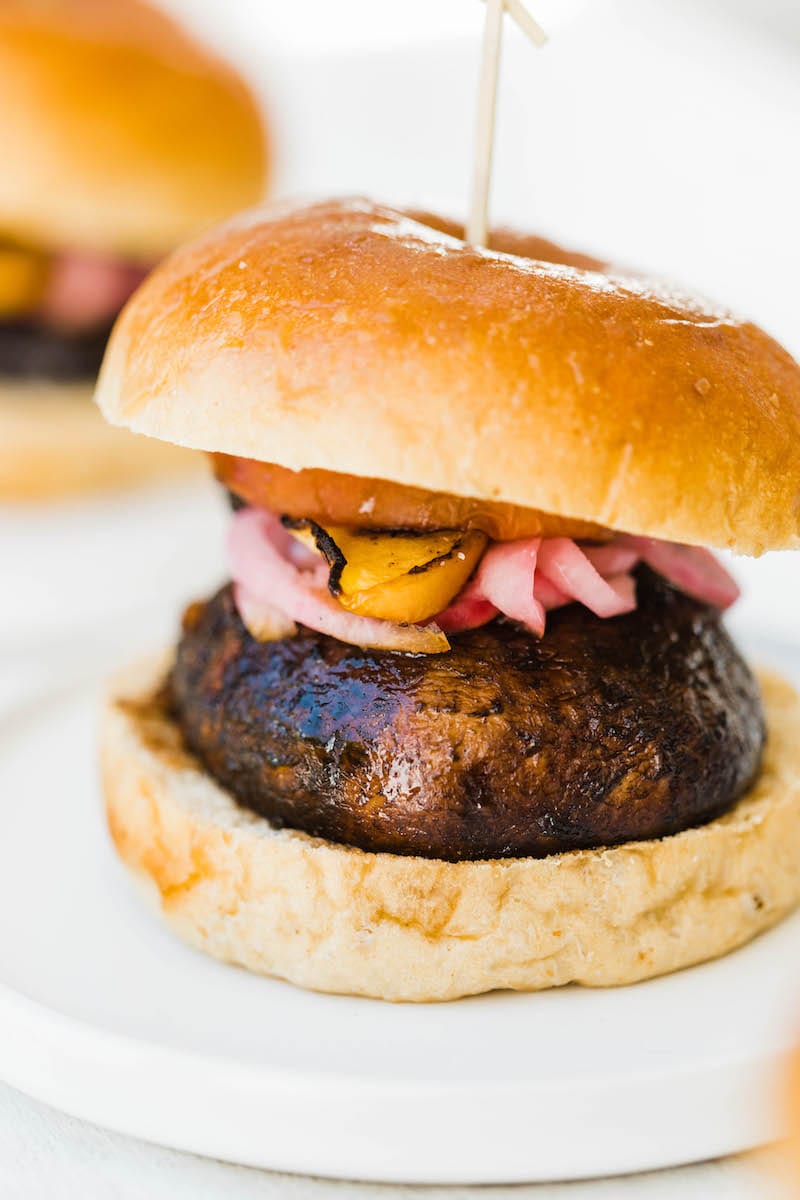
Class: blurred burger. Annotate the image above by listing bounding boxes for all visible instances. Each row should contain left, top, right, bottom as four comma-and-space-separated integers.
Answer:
0, 0, 266, 499
95, 199, 800, 1001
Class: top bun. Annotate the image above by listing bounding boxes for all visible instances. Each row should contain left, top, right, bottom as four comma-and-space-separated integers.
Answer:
0, 0, 267, 259
96, 198, 800, 554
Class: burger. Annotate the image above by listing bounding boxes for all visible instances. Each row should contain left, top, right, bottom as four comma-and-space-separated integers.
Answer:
0, 0, 266, 499
95, 198, 800, 1002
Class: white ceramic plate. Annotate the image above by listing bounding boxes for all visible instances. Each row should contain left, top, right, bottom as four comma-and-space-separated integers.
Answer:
0, 641, 799, 1185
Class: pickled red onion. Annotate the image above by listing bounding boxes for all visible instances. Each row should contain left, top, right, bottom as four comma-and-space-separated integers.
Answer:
537, 538, 637, 619
436, 579, 499, 633
40, 253, 149, 333
532, 573, 570, 611
471, 538, 545, 637
228, 509, 449, 653
581, 543, 640, 577
227, 507, 741, 652
619, 537, 740, 609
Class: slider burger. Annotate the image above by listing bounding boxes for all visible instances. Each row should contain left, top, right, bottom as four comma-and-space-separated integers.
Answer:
96, 199, 800, 1002
0, 0, 266, 498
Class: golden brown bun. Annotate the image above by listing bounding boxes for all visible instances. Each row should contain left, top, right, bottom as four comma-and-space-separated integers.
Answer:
96, 199, 800, 554
0, 379, 200, 500
0, 0, 267, 259
407, 209, 607, 273
101, 657, 800, 1002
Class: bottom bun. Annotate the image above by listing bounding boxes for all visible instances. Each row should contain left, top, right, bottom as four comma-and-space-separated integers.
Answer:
0, 380, 200, 500
101, 656, 800, 1002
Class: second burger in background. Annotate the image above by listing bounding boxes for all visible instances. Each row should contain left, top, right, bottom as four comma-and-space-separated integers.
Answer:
0, 0, 267, 499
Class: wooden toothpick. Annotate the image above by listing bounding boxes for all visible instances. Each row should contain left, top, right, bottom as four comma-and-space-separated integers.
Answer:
502, 0, 547, 48
467, 0, 505, 247
467, 0, 548, 247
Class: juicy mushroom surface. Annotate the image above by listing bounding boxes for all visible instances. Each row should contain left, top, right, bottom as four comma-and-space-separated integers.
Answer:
170, 568, 765, 861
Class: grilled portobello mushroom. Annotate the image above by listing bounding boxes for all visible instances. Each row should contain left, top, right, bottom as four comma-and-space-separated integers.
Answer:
169, 568, 765, 861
